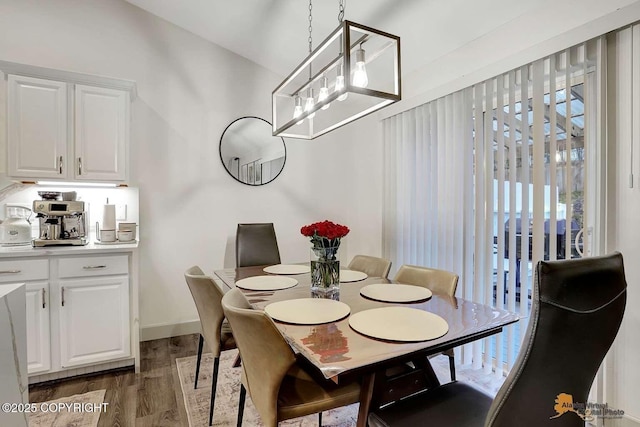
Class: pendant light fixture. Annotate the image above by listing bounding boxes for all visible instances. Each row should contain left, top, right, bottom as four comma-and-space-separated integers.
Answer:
272, 0, 401, 140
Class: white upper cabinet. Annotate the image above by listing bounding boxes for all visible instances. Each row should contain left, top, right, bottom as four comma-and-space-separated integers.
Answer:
7, 75, 68, 179
75, 85, 129, 181
6, 71, 132, 183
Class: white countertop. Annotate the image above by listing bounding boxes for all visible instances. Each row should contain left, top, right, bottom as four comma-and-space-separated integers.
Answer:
0, 240, 139, 258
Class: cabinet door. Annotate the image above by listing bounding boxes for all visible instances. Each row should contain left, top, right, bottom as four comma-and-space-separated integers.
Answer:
7, 75, 68, 179
74, 85, 129, 181
25, 282, 51, 374
59, 276, 130, 367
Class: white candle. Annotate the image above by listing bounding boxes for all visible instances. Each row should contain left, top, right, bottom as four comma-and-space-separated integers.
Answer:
102, 204, 116, 230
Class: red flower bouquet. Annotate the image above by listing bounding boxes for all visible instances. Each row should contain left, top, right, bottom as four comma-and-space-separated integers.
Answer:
302, 221, 349, 295
301, 220, 349, 262
301, 220, 350, 241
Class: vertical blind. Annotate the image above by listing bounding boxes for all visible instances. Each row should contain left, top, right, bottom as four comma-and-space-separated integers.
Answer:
382, 39, 602, 373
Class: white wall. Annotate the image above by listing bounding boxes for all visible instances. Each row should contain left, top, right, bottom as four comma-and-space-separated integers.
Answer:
0, 0, 384, 337
606, 25, 640, 425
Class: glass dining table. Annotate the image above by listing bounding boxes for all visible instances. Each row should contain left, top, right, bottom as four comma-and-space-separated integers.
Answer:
214, 265, 520, 427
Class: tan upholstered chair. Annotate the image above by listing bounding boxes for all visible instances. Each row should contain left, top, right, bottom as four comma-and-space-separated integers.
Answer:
221, 288, 361, 427
184, 266, 237, 426
394, 264, 459, 297
393, 264, 459, 381
236, 223, 281, 267
347, 255, 392, 278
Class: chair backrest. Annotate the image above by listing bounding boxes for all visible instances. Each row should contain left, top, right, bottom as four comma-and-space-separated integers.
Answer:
348, 255, 392, 278
486, 252, 627, 427
393, 265, 458, 297
184, 266, 226, 356
236, 223, 282, 267
221, 288, 296, 425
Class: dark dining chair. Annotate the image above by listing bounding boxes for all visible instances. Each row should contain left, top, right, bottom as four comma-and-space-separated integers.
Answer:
369, 252, 627, 427
221, 288, 361, 427
184, 266, 237, 426
235, 223, 281, 267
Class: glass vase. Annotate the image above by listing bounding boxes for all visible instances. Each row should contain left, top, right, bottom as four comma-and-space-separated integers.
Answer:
310, 243, 340, 299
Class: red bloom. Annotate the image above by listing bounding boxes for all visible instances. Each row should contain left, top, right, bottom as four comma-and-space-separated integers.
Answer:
300, 220, 350, 240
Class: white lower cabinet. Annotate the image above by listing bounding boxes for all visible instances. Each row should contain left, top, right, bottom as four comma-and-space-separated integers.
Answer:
1, 253, 133, 378
59, 276, 130, 367
25, 282, 51, 374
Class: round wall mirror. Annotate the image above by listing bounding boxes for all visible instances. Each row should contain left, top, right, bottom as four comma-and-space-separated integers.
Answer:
219, 117, 287, 186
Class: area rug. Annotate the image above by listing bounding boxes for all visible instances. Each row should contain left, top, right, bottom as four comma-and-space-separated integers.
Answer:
177, 350, 503, 427
176, 350, 358, 427
28, 389, 106, 427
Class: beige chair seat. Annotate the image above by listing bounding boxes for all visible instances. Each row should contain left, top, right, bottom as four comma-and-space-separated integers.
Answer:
277, 364, 361, 420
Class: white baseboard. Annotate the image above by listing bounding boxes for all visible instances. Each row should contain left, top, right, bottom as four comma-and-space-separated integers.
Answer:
140, 320, 201, 341
29, 358, 134, 384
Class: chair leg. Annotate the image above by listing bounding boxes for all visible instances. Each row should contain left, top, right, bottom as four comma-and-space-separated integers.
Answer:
208, 356, 220, 426
237, 384, 246, 427
232, 353, 242, 368
194, 334, 204, 389
448, 354, 456, 382
318, 411, 322, 426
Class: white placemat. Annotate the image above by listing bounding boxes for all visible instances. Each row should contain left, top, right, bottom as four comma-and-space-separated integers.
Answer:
263, 264, 311, 275
235, 275, 298, 291
264, 298, 351, 325
360, 283, 432, 303
340, 269, 368, 283
349, 307, 448, 342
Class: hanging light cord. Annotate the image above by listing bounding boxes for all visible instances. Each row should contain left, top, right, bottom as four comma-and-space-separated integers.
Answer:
308, 0, 313, 54
308, 0, 313, 80
338, 0, 345, 23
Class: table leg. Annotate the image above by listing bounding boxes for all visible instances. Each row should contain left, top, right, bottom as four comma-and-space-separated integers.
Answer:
356, 373, 376, 427
413, 357, 441, 388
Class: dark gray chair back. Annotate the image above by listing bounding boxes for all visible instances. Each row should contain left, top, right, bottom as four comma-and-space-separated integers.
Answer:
487, 252, 627, 426
235, 223, 281, 267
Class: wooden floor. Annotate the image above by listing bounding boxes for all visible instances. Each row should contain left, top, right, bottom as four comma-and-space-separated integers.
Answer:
29, 334, 201, 427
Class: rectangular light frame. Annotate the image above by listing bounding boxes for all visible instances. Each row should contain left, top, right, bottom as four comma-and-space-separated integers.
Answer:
272, 20, 401, 140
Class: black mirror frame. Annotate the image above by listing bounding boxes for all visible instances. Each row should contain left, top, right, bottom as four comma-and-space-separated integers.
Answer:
219, 116, 287, 186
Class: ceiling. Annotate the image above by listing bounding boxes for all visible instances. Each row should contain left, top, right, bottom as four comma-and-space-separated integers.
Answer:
123, 0, 544, 78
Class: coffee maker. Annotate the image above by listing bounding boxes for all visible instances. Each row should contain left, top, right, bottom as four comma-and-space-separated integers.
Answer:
32, 200, 89, 247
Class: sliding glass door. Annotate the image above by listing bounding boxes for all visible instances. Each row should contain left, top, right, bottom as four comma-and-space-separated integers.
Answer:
383, 39, 603, 374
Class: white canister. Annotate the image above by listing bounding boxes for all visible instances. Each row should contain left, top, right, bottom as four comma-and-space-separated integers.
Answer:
99, 229, 116, 242
118, 223, 137, 240
117, 230, 133, 242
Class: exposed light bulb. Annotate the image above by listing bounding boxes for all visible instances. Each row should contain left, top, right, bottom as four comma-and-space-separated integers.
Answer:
293, 95, 304, 125
335, 62, 348, 101
304, 87, 315, 119
318, 75, 330, 110
352, 47, 369, 88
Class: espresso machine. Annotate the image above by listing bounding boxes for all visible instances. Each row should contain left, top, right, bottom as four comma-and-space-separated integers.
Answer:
32, 200, 89, 247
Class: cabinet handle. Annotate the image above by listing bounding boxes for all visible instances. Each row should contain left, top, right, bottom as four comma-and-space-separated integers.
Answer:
0, 270, 21, 274
42, 288, 46, 309
78, 157, 82, 175
59, 156, 63, 174
83, 265, 107, 270
61, 287, 65, 307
